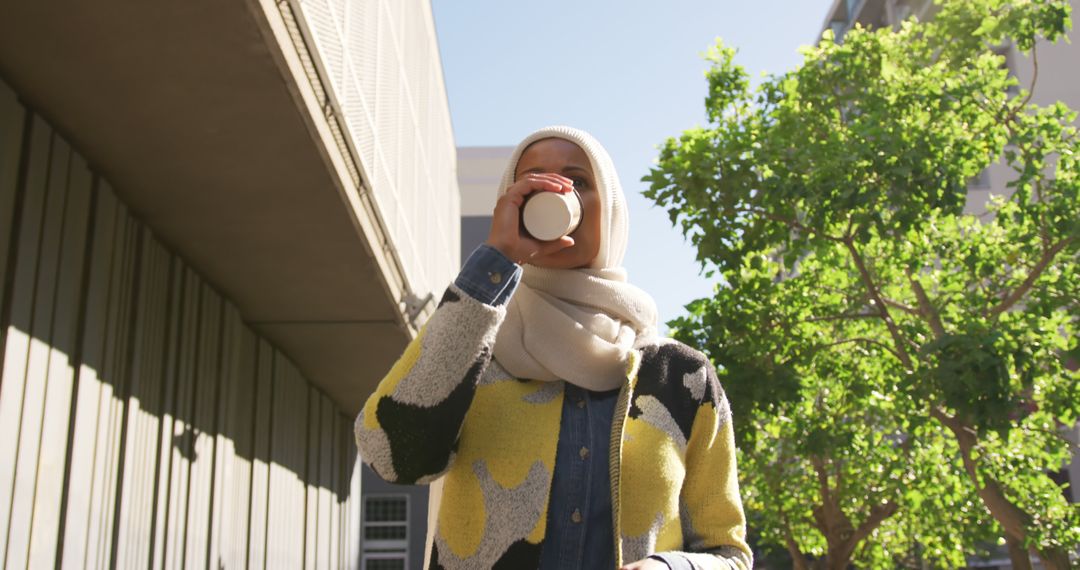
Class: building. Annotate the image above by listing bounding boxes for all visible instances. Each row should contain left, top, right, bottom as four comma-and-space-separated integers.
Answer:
458, 146, 515, 259
819, 0, 1079, 568
0, 0, 458, 568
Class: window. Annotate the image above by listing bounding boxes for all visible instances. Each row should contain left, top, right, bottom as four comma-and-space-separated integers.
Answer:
969, 168, 992, 190
845, 0, 863, 20
829, 20, 848, 43
362, 495, 409, 569
362, 554, 406, 570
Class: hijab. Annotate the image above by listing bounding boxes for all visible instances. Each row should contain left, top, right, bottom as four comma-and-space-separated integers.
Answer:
492, 126, 659, 390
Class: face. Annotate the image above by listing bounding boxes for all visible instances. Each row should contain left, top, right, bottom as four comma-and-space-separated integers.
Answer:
514, 138, 602, 269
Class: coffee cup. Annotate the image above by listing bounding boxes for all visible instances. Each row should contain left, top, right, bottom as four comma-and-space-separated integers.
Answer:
521, 189, 582, 241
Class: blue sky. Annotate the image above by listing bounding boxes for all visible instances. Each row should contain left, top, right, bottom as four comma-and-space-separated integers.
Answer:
432, 0, 836, 329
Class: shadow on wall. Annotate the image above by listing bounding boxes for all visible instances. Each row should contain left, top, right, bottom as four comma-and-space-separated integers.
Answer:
0, 82, 360, 568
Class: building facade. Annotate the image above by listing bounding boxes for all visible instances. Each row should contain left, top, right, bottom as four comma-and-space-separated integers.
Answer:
457, 146, 515, 260
0, 0, 458, 568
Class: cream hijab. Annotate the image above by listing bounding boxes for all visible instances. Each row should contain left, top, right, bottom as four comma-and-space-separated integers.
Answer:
493, 126, 659, 391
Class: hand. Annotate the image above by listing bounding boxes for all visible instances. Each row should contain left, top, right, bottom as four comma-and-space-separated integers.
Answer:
620, 557, 670, 570
485, 172, 576, 264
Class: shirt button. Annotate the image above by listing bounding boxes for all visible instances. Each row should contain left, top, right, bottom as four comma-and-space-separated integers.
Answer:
488, 272, 502, 284
576, 399, 586, 409
571, 509, 582, 524
579, 447, 589, 459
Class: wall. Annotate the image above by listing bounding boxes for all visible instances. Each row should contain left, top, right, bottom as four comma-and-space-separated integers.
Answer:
287, 0, 461, 305
0, 79, 361, 569
359, 466, 427, 570
457, 147, 514, 261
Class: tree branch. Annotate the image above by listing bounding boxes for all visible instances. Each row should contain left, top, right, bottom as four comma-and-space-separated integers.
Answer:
929, 407, 1033, 542
989, 237, 1074, 317
798, 312, 880, 324
781, 518, 811, 570
813, 337, 906, 363
848, 500, 900, 551
842, 237, 915, 369
881, 297, 920, 316
745, 207, 847, 243
770, 464, 811, 570
811, 456, 852, 535
1022, 42, 1038, 108
906, 269, 947, 339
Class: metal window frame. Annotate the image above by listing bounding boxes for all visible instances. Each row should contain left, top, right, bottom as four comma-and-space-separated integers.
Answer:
360, 550, 409, 570
362, 493, 410, 551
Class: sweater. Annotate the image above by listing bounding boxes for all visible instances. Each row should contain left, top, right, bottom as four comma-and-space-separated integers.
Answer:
354, 283, 753, 569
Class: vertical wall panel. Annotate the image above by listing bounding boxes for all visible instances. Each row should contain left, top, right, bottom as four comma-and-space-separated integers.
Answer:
26, 149, 93, 568
0, 81, 24, 317
247, 338, 275, 570
346, 440, 362, 570
267, 357, 309, 569
0, 114, 49, 566
5, 130, 70, 569
85, 203, 139, 570
334, 422, 344, 568
327, 409, 342, 570
147, 255, 179, 570
60, 184, 119, 568
226, 323, 258, 569
162, 267, 200, 569
206, 305, 232, 569
0, 83, 363, 570
209, 304, 255, 569
149, 255, 183, 570
183, 284, 222, 570
113, 235, 171, 569
317, 396, 334, 570
305, 392, 320, 570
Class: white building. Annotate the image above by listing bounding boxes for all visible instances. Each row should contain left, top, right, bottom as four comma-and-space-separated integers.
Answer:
0, 0, 457, 568
457, 146, 515, 259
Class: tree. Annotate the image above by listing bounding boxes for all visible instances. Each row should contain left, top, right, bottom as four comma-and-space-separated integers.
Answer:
645, 1, 1080, 568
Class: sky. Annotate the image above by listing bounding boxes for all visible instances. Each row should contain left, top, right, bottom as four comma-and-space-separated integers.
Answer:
432, 0, 837, 329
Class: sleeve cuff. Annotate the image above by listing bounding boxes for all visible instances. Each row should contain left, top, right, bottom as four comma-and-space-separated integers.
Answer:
649, 552, 692, 570
454, 244, 522, 306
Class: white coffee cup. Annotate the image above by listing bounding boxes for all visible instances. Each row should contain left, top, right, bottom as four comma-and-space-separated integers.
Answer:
522, 190, 582, 241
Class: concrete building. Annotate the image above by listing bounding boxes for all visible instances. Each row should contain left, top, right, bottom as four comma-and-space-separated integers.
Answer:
819, 1, 1079, 568
457, 146, 515, 259
0, 0, 457, 568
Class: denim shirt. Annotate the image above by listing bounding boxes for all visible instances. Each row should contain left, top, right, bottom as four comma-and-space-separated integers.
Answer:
538, 383, 618, 570
454, 245, 689, 570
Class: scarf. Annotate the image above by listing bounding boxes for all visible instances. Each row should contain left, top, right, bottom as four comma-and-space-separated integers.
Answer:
493, 126, 658, 390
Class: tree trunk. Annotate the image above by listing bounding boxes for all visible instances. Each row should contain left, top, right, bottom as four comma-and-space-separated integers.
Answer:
781, 523, 811, 570
827, 550, 853, 570
809, 456, 900, 570
933, 409, 1074, 570
1005, 535, 1033, 570
1035, 545, 1073, 570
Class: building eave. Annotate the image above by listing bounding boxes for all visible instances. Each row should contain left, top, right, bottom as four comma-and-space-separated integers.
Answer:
0, 1, 415, 414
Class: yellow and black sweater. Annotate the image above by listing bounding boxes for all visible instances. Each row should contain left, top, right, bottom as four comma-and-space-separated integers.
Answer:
355, 285, 752, 569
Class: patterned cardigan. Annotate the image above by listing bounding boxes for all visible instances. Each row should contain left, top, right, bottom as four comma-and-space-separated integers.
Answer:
355, 284, 753, 569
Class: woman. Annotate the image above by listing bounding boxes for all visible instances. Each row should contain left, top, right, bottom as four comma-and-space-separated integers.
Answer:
356, 126, 751, 570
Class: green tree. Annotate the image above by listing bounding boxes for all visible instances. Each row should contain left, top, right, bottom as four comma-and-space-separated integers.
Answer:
645, 1, 1080, 568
